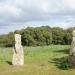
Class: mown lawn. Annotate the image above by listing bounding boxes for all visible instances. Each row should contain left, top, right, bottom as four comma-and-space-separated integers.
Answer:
0, 45, 75, 75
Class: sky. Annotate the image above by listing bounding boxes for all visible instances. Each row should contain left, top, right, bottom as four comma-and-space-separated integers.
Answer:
0, 0, 75, 34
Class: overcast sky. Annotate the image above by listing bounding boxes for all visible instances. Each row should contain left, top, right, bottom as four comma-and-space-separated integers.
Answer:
0, 0, 75, 34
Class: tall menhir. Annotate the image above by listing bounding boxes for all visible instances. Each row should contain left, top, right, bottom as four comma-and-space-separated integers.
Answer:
69, 30, 75, 67
12, 34, 24, 66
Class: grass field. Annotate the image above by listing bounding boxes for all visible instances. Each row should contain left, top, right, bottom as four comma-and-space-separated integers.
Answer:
0, 45, 75, 75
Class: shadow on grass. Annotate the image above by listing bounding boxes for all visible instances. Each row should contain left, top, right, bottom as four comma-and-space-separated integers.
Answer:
6, 61, 12, 65
0, 60, 12, 65
53, 48, 70, 54
48, 56, 71, 70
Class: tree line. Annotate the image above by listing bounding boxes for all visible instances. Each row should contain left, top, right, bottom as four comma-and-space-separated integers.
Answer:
0, 26, 74, 47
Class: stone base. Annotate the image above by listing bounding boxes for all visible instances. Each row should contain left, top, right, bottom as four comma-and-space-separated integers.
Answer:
68, 55, 75, 68
12, 53, 24, 66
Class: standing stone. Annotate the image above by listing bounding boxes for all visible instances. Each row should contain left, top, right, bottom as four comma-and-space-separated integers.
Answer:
69, 30, 75, 67
70, 30, 75, 56
12, 34, 24, 66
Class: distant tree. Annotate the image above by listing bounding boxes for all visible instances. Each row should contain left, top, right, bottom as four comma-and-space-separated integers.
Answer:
22, 32, 35, 46
0, 26, 74, 47
63, 28, 73, 45
52, 27, 65, 44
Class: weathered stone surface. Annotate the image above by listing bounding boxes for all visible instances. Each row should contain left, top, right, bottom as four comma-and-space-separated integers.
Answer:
12, 34, 24, 66
70, 30, 75, 56
68, 56, 75, 68
69, 30, 75, 67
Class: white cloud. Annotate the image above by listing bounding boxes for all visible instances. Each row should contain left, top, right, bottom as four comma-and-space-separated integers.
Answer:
0, 0, 75, 34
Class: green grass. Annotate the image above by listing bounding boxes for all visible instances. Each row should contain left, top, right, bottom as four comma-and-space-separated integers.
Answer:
0, 45, 75, 75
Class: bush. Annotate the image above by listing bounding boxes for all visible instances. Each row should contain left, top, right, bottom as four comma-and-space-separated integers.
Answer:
58, 57, 70, 70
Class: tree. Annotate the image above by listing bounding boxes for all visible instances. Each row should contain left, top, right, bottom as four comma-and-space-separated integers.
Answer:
52, 27, 65, 44
0, 26, 74, 47
22, 32, 35, 46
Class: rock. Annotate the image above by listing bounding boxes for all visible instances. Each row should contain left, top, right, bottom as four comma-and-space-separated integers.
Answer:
69, 30, 75, 67
70, 30, 75, 56
12, 34, 24, 66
